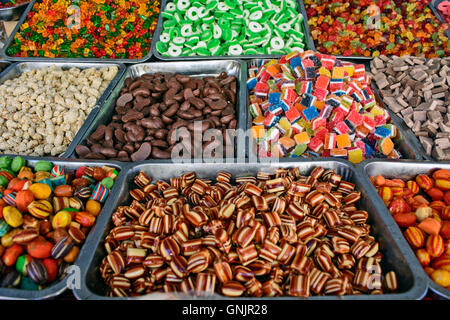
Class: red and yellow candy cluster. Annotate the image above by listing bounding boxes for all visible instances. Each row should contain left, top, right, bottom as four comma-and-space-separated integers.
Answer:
6, 0, 160, 59
371, 169, 450, 289
305, 0, 449, 58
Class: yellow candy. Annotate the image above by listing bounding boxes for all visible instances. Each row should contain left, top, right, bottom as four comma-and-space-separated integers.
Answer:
34, 171, 51, 182
52, 211, 72, 229
86, 200, 101, 217
431, 269, 450, 288
3, 206, 23, 228
318, 67, 331, 77
29, 183, 52, 200
1, 229, 20, 248
370, 105, 385, 117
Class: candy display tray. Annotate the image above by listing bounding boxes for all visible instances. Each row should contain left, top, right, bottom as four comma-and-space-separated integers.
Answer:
0, 0, 162, 63
0, 61, 126, 159
0, 1, 31, 21
152, 0, 316, 61
363, 159, 450, 300
0, 157, 127, 300
244, 58, 424, 163
73, 159, 427, 300
66, 59, 248, 163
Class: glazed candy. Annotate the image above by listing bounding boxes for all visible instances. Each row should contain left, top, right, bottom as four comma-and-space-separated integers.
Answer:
248, 50, 403, 163
305, 0, 449, 58
0, 156, 118, 290
6, 0, 161, 59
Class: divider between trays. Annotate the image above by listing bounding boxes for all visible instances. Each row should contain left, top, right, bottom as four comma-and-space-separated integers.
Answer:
0, 61, 127, 159
68, 59, 247, 163
244, 57, 422, 163
152, 0, 315, 61
74, 159, 426, 300
0, 0, 160, 63
0, 156, 128, 300
360, 158, 450, 300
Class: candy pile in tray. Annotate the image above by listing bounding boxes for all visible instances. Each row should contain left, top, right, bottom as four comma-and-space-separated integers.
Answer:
247, 50, 403, 163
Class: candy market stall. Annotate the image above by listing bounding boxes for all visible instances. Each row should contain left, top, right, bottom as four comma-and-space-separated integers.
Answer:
0, 0, 447, 301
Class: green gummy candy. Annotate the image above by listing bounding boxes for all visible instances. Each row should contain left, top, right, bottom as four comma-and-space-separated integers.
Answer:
34, 160, 53, 172
0, 156, 12, 170
291, 144, 307, 156
0, 175, 9, 188
101, 177, 115, 190
11, 156, 26, 173
20, 276, 40, 291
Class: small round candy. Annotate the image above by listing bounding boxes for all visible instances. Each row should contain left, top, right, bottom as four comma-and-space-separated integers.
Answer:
101, 177, 114, 189
34, 161, 53, 172
3, 206, 23, 227
20, 276, 40, 290
51, 165, 64, 177
75, 166, 86, 179
0, 156, 12, 170
16, 254, 33, 276
86, 200, 101, 217
52, 211, 72, 229
29, 183, 52, 200
0, 175, 9, 188
11, 156, 26, 173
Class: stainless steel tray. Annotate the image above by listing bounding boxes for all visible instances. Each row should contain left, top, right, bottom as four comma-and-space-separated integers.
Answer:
362, 159, 450, 300
0, 61, 126, 158
73, 159, 427, 300
0, 156, 127, 300
153, 0, 315, 61
0, 1, 30, 21
67, 59, 247, 162
245, 58, 423, 162
0, 0, 162, 63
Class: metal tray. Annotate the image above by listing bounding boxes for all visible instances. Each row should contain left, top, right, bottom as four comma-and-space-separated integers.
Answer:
429, 0, 450, 39
362, 159, 450, 300
0, 61, 126, 158
153, 0, 315, 61
73, 159, 427, 300
67, 59, 248, 163
0, 0, 162, 63
0, 1, 30, 21
0, 156, 127, 300
245, 58, 423, 163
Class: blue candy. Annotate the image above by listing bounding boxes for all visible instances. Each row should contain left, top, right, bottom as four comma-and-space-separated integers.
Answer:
300, 93, 315, 108
268, 103, 283, 115
247, 77, 257, 90
51, 175, 66, 187
268, 92, 281, 105
374, 126, 391, 138
290, 56, 302, 70
303, 106, 319, 121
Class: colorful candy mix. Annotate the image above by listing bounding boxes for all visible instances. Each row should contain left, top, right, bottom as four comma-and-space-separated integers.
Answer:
248, 50, 403, 163
0, 156, 118, 290
305, 0, 449, 58
6, 0, 161, 59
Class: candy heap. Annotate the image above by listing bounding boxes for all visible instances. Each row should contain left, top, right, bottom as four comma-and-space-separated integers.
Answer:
0, 156, 118, 290
371, 170, 450, 289
248, 50, 402, 163
156, 0, 308, 57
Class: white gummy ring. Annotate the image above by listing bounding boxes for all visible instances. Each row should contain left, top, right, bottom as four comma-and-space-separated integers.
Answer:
213, 23, 222, 39
228, 44, 243, 56
279, 23, 291, 32
181, 24, 194, 37
165, 2, 176, 12
249, 10, 263, 20
249, 21, 263, 33
270, 36, 285, 50
186, 7, 200, 21
168, 46, 182, 57
176, 0, 190, 11
159, 33, 171, 43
